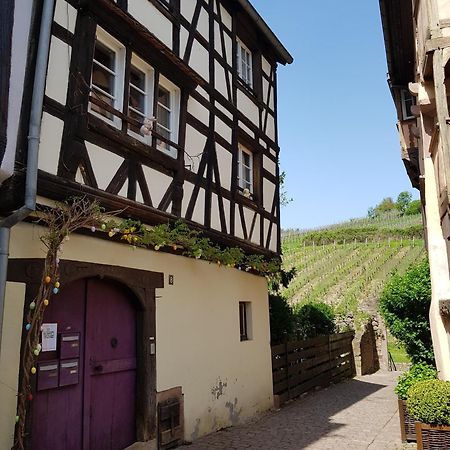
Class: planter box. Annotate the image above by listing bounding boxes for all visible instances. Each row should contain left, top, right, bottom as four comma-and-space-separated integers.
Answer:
398, 398, 416, 442
416, 422, 450, 450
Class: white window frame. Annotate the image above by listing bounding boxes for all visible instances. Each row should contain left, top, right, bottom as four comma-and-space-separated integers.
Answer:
238, 144, 253, 194
401, 89, 415, 120
127, 53, 154, 144
89, 27, 125, 129
156, 75, 180, 159
237, 39, 253, 88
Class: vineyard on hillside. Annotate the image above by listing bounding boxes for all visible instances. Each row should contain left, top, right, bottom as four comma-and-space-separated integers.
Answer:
281, 214, 426, 324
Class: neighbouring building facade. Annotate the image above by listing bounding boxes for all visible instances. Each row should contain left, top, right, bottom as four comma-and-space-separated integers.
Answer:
379, 0, 450, 378
0, 0, 292, 449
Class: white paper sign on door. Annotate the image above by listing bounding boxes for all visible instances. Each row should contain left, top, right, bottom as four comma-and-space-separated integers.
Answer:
41, 323, 57, 352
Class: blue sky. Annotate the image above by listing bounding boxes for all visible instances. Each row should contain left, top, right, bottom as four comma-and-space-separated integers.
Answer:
251, 0, 418, 229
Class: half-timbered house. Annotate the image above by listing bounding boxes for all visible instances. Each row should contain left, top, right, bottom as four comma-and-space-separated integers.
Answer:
379, 0, 450, 380
0, 0, 292, 448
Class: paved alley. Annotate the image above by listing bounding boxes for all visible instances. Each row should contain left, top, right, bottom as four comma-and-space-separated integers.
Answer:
184, 371, 404, 450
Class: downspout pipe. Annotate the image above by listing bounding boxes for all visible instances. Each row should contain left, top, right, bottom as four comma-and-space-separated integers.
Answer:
0, 0, 55, 356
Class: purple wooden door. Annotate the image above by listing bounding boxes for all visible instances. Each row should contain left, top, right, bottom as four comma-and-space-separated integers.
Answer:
31, 278, 137, 450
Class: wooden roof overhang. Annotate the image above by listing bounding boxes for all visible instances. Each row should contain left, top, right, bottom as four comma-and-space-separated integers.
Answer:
81, 0, 205, 90
235, 0, 293, 65
379, 0, 415, 88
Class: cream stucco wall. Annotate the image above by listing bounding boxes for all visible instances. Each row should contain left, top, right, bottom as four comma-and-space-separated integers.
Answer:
2, 221, 274, 442
0, 283, 26, 450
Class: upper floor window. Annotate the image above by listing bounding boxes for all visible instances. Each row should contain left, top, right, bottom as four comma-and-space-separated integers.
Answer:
89, 27, 179, 158
401, 89, 415, 120
238, 144, 253, 195
237, 39, 253, 88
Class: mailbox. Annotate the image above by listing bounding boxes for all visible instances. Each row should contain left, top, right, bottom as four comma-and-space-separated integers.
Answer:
37, 361, 59, 391
59, 332, 80, 359
59, 359, 79, 387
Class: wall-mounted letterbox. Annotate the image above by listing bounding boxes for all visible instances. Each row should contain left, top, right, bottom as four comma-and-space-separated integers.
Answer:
59, 332, 80, 359
37, 361, 59, 391
59, 359, 79, 387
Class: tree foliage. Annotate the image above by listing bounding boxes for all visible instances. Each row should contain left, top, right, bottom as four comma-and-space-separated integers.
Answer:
379, 259, 434, 365
293, 302, 335, 339
405, 199, 421, 216
396, 191, 413, 215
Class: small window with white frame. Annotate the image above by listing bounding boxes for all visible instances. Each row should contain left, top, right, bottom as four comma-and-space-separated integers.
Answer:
128, 54, 154, 141
237, 39, 253, 88
155, 76, 179, 158
239, 302, 252, 341
238, 144, 253, 195
90, 28, 125, 128
401, 89, 415, 120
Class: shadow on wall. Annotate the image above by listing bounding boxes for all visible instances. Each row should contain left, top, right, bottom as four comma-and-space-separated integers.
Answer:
186, 377, 388, 449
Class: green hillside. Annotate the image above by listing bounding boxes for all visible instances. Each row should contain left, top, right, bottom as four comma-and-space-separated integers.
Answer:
281, 214, 426, 323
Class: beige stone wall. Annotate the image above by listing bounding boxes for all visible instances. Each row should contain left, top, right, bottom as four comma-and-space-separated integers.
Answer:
1, 221, 273, 443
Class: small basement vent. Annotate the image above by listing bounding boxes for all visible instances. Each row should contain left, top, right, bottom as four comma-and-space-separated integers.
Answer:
158, 397, 182, 449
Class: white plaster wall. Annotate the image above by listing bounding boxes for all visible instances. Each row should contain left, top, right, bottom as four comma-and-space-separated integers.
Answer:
214, 22, 233, 65
5, 223, 273, 442
128, 0, 172, 48
270, 223, 278, 252
86, 141, 124, 190
185, 125, 207, 173
216, 100, 233, 120
181, 0, 196, 23
219, 5, 232, 31
214, 62, 229, 99
54, 0, 77, 34
187, 97, 209, 126
263, 179, 276, 212
140, 166, 172, 207
215, 116, 232, 144
263, 155, 276, 175
180, 27, 189, 59
262, 56, 272, 77
238, 120, 255, 140
1, 0, 33, 184
265, 113, 276, 141
197, 7, 209, 41
182, 181, 205, 225
188, 41, 209, 82
0, 283, 26, 450
243, 207, 259, 245
234, 205, 245, 240
38, 112, 64, 174
45, 36, 71, 105
237, 91, 259, 127
215, 144, 232, 190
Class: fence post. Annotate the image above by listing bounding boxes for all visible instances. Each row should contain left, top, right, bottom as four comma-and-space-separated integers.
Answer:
328, 334, 332, 384
349, 333, 357, 377
285, 339, 290, 401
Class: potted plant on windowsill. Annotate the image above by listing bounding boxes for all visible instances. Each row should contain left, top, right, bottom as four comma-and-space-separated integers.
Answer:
407, 379, 450, 449
395, 363, 437, 442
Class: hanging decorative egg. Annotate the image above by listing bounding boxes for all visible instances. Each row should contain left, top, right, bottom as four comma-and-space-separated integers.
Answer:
25, 323, 31, 331
154, 245, 160, 251
53, 287, 59, 294
37, 343, 42, 351
43, 299, 49, 306
29, 302, 36, 310
15, 416, 19, 423
31, 367, 36, 375
33, 349, 40, 356
54, 281, 60, 288
28, 393, 33, 402
44, 276, 51, 284
91, 226, 96, 232
56, 257, 60, 265
108, 231, 114, 237
101, 223, 106, 230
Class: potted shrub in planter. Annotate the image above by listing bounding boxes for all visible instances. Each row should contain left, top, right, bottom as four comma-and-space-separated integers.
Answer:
407, 379, 450, 449
395, 363, 437, 442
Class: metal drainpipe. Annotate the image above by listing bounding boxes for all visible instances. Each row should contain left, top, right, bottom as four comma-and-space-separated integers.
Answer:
0, 0, 55, 356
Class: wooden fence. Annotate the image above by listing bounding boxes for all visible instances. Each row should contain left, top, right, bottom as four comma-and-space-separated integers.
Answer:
271, 331, 356, 405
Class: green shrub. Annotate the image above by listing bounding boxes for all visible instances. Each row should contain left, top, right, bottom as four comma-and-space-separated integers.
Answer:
379, 259, 434, 365
407, 379, 450, 425
269, 294, 294, 344
395, 363, 437, 400
294, 302, 335, 339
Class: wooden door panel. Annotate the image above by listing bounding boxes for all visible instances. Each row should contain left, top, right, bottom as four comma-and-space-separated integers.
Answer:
85, 278, 137, 450
31, 279, 85, 450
